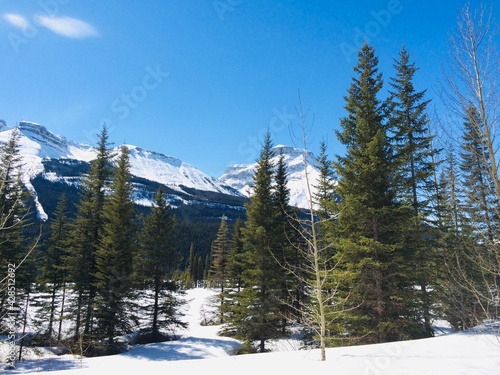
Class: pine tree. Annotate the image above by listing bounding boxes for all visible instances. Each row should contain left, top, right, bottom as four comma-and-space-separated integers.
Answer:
134, 186, 184, 342
94, 145, 136, 351
333, 43, 415, 344
66, 126, 113, 341
388, 45, 437, 336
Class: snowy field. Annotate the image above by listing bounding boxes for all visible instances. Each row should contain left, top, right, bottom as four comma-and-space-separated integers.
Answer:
1, 288, 499, 375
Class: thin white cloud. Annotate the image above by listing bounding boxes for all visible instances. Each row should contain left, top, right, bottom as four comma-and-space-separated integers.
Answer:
34, 15, 99, 38
3, 13, 29, 30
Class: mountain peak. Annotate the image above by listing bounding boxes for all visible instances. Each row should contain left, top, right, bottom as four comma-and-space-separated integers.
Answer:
0, 120, 245, 220
18, 120, 71, 154
220, 144, 322, 209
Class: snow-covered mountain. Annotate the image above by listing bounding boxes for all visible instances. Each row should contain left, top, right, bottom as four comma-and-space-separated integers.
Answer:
0, 121, 244, 220
219, 145, 323, 209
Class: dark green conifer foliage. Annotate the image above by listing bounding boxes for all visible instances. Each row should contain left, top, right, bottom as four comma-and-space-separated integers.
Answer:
313, 141, 337, 219
196, 255, 204, 286
134, 186, 184, 342
94, 145, 136, 350
221, 217, 245, 324
388, 46, 437, 337
0, 130, 32, 331
0, 130, 36, 363
40, 194, 70, 341
437, 147, 482, 329
184, 242, 196, 288
441, 107, 499, 328
460, 106, 498, 240
209, 215, 230, 289
209, 215, 231, 322
226, 217, 244, 292
66, 126, 113, 340
227, 131, 283, 352
271, 149, 296, 331
333, 43, 415, 344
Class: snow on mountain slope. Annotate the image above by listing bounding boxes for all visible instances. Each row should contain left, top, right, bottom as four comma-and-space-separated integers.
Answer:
0, 121, 243, 219
125, 145, 240, 196
0, 122, 97, 220
220, 145, 324, 209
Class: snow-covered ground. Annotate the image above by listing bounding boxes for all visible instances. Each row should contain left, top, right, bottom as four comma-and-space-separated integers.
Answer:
2, 288, 499, 374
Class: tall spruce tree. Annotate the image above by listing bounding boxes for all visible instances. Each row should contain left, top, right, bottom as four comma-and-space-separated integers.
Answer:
39, 194, 70, 342
226, 131, 283, 352
94, 145, 136, 351
388, 46, 436, 336
460, 106, 498, 240
226, 217, 244, 292
313, 140, 337, 219
0, 130, 31, 332
209, 215, 230, 290
66, 126, 113, 341
437, 147, 482, 329
134, 186, 184, 342
333, 43, 415, 344
456, 107, 498, 325
271, 149, 295, 332
209, 215, 231, 323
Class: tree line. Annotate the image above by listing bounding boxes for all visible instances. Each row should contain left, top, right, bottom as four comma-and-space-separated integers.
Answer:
200, 4, 500, 360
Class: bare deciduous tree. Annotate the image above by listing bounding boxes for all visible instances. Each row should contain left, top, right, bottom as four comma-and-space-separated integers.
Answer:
440, 2, 500, 329
274, 94, 351, 361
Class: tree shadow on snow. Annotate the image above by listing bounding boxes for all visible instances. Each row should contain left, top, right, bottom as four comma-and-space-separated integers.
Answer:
7, 357, 86, 374
122, 336, 241, 362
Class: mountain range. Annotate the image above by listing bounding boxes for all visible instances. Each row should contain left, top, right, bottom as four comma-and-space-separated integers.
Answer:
0, 121, 322, 223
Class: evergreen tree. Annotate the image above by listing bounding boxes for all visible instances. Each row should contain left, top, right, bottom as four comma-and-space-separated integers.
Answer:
333, 43, 415, 344
460, 106, 498, 240
437, 147, 482, 329
94, 145, 136, 351
451, 107, 498, 326
226, 217, 245, 292
208, 215, 231, 323
196, 255, 204, 287
39, 194, 70, 342
0, 130, 32, 332
134, 186, 184, 342
313, 140, 337, 219
271, 149, 296, 331
388, 45, 437, 336
184, 242, 196, 288
66, 126, 113, 341
209, 215, 230, 289
226, 131, 283, 352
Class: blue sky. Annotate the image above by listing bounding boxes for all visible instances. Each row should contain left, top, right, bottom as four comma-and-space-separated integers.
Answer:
0, 1, 494, 177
